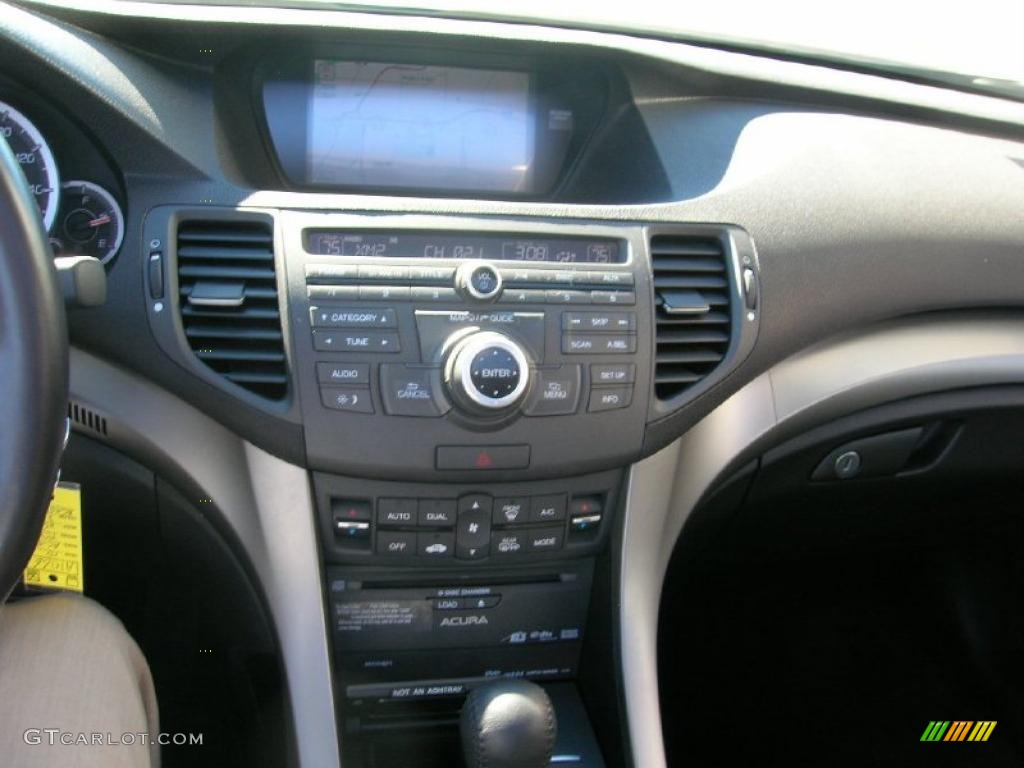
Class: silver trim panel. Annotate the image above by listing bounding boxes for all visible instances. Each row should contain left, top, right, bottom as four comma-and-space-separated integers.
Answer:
620, 312, 1024, 768
68, 347, 340, 768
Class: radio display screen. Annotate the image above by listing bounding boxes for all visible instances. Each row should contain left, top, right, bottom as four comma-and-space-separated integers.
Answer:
303, 60, 569, 194
305, 231, 625, 264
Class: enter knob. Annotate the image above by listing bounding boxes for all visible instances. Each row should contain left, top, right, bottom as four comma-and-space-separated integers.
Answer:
445, 331, 530, 414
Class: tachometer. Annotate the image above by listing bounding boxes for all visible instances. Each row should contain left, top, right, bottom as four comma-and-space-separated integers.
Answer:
50, 181, 124, 264
0, 100, 59, 231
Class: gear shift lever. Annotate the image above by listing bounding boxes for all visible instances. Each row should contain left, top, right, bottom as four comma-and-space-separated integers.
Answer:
460, 680, 557, 768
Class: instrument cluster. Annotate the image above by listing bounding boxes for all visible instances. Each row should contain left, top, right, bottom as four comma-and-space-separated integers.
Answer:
0, 98, 124, 264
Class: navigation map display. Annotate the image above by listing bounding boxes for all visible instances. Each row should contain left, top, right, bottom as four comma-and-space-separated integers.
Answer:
308, 61, 548, 193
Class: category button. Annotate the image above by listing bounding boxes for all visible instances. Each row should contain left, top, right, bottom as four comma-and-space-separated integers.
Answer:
310, 307, 397, 328
317, 362, 370, 386
320, 387, 374, 413
588, 387, 633, 412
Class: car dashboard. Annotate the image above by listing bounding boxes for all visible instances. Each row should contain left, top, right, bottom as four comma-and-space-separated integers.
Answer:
2, 1, 1024, 767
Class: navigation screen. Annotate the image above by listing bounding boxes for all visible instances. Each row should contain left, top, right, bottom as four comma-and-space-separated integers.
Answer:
308, 61, 543, 193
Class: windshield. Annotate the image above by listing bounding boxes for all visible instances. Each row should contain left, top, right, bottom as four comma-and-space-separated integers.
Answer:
40, 0, 1024, 99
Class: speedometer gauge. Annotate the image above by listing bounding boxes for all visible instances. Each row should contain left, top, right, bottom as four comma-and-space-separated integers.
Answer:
50, 181, 124, 264
0, 100, 59, 231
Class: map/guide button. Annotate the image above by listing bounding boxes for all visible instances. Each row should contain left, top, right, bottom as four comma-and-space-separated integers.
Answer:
320, 387, 374, 413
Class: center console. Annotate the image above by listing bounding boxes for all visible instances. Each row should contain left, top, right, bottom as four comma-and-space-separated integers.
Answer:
275, 212, 654, 765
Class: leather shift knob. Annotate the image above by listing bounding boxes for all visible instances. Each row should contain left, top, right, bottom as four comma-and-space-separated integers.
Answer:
460, 680, 557, 768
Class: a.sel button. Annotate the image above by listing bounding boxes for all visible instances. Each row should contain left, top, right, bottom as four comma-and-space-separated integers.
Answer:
588, 387, 633, 412
321, 387, 374, 413
313, 330, 400, 353
562, 334, 636, 354
310, 307, 396, 328
526, 527, 564, 552
376, 531, 415, 556
317, 362, 370, 386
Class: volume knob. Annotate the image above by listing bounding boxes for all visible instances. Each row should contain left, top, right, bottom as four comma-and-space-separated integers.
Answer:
445, 331, 530, 414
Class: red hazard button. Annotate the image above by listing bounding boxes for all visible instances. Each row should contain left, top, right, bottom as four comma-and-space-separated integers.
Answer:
435, 445, 531, 471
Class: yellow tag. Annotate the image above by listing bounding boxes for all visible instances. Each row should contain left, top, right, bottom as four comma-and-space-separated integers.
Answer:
23, 482, 84, 593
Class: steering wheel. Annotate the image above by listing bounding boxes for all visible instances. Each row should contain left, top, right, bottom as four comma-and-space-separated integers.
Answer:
0, 133, 68, 601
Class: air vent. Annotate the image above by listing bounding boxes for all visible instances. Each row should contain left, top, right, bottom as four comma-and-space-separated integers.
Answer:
176, 219, 287, 400
67, 401, 108, 437
651, 235, 733, 400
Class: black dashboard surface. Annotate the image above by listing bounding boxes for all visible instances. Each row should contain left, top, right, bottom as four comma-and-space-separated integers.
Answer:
1, 0, 1023, 467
